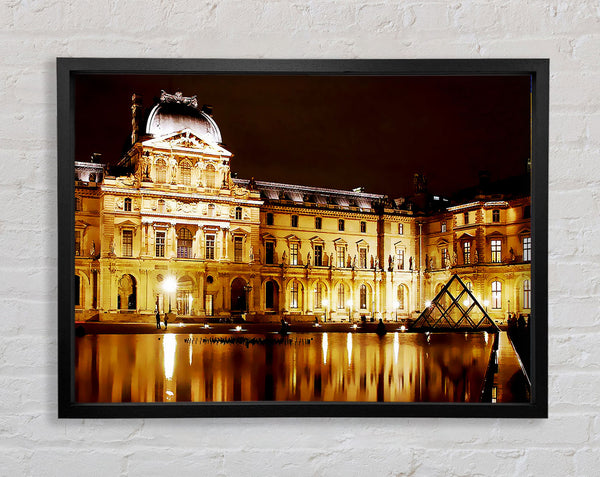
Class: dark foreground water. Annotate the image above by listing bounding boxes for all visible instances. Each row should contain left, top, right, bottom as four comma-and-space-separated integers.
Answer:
75, 332, 493, 403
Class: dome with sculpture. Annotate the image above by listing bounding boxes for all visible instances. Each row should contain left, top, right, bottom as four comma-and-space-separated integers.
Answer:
145, 90, 222, 144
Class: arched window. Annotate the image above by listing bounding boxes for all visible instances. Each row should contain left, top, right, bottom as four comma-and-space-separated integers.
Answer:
290, 281, 299, 309
337, 284, 345, 309
492, 281, 502, 309
158, 199, 166, 213
177, 228, 193, 258
156, 159, 167, 183
205, 164, 216, 189
359, 284, 367, 309
314, 282, 323, 309
235, 207, 242, 220
124, 198, 132, 211
180, 160, 191, 186
208, 203, 215, 217
523, 279, 531, 309
397, 285, 405, 310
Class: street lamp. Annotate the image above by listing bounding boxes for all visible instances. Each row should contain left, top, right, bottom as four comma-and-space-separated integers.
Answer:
346, 298, 352, 322
162, 276, 177, 313
322, 298, 329, 322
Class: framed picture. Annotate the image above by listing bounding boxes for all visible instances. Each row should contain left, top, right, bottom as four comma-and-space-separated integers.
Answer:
58, 59, 548, 418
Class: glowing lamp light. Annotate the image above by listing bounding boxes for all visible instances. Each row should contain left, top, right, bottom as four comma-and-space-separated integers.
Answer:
425, 300, 432, 308
352, 324, 358, 330
394, 300, 400, 310
235, 325, 242, 332
162, 276, 177, 293
463, 299, 469, 307
400, 325, 406, 332
346, 299, 352, 307
322, 298, 329, 307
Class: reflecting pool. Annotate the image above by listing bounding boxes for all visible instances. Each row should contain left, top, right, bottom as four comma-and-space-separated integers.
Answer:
75, 332, 493, 403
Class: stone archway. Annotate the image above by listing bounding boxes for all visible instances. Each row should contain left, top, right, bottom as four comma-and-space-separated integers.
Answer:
230, 277, 247, 312
264, 279, 279, 311
118, 274, 136, 310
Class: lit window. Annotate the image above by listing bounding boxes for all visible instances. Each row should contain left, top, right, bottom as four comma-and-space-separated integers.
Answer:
124, 198, 132, 211
441, 248, 448, 268
180, 161, 191, 186
360, 221, 366, 233
235, 207, 242, 220
337, 285, 345, 309
314, 283, 322, 309
464, 212, 469, 225
155, 231, 165, 257
359, 248, 367, 269
291, 215, 298, 227
266, 213, 274, 225
492, 281, 502, 309
523, 279, 531, 309
441, 222, 447, 233
360, 284, 367, 309
397, 249, 404, 270
122, 230, 133, 257
265, 241, 274, 265
314, 245, 323, 266
234, 236, 243, 262
205, 234, 215, 260
290, 243, 299, 265
337, 247, 346, 268
338, 219, 345, 232
290, 281, 299, 309
523, 236, 531, 262
463, 242, 471, 264
491, 239, 502, 263
398, 223, 404, 235
75, 231, 81, 257
177, 228, 193, 258
492, 209, 500, 222
397, 286, 405, 309
156, 159, 167, 183
315, 217, 322, 229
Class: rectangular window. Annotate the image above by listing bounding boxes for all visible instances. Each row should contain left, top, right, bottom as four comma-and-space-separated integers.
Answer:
75, 231, 81, 256
291, 215, 298, 227
124, 198, 132, 211
397, 249, 404, 270
315, 217, 322, 229
463, 242, 471, 264
122, 230, 133, 257
492, 281, 502, 309
464, 212, 469, 225
314, 283, 322, 309
314, 244, 322, 266
337, 285, 345, 309
205, 234, 215, 260
523, 279, 531, 309
398, 223, 404, 235
338, 219, 345, 232
265, 241, 274, 265
523, 236, 531, 262
155, 231, 165, 257
492, 209, 500, 222
491, 239, 502, 263
360, 221, 366, 233
290, 243, 298, 265
266, 213, 274, 225
235, 207, 242, 220
337, 247, 345, 268
441, 248, 448, 268
441, 222, 446, 233
234, 236, 243, 262
290, 282, 299, 309
359, 248, 367, 269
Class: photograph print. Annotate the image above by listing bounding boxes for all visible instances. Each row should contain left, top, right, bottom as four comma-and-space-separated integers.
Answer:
62, 60, 547, 417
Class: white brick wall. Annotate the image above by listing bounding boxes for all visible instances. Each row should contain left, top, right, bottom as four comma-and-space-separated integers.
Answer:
1, 1, 598, 475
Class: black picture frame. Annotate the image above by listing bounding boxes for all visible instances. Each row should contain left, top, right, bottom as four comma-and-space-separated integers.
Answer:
58, 58, 548, 418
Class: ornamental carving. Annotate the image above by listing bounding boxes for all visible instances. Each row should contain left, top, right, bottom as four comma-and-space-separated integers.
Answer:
160, 90, 198, 109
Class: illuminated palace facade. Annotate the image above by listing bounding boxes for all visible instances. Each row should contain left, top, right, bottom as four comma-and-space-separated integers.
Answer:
74, 91, 531, 324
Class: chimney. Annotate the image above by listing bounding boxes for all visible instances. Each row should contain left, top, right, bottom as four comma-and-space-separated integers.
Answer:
131, 93, 143, 145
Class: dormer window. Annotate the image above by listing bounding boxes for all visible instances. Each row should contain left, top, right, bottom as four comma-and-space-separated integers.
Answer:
124, 198, 132, 212
266, 213, 274, 225
235, 207, 242, 220
291, 215, 299, 227
338, 219, 345, 232
492, 209, 500, 223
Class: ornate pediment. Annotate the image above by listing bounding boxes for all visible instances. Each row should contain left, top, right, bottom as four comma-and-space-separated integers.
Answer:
143, 129, 232, 156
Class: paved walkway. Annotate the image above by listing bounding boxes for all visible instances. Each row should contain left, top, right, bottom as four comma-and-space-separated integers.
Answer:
493, 331, 530, 402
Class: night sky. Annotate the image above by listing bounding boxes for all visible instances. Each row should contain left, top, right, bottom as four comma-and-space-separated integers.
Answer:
75, 74, 530, 199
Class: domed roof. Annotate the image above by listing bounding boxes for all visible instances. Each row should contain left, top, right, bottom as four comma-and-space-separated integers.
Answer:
145, 91, 222, 144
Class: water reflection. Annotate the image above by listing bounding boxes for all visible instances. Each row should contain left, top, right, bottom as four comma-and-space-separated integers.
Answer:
75, 332, 492, 403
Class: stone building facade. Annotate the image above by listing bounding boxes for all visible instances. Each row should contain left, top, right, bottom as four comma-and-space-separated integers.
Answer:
74, 91, 531, 324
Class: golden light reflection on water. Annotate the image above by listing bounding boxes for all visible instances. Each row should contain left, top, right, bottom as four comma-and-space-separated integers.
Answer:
75, 332, 493, 403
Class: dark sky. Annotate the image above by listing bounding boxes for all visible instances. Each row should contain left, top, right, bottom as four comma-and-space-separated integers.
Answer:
75, 74, 530, 198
